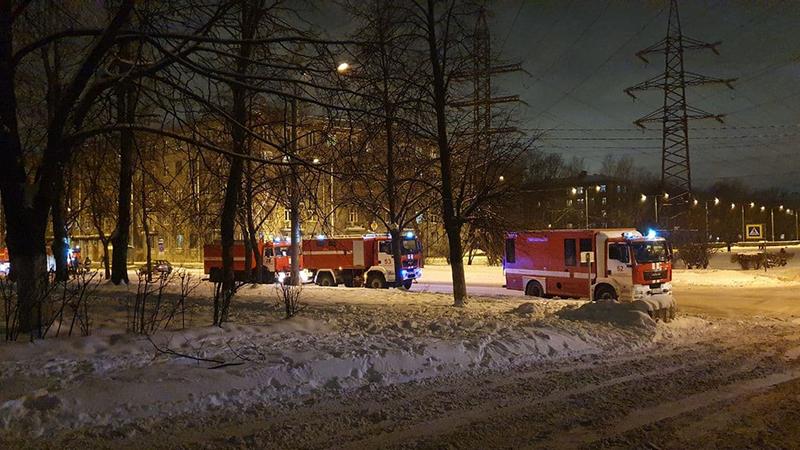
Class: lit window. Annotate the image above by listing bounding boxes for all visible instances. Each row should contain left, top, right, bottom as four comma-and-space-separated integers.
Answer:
601, 197, 607, 205
348, 209, 358, 224
566, 199, 573, 207
284, 209, 291, 221
599, 184, 607, 193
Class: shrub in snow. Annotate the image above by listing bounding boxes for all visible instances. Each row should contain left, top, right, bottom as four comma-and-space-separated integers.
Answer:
509, 302, 538, 316
274, 283, 303, 318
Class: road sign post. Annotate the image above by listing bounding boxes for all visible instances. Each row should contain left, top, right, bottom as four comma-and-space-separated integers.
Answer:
746, 224, 763, 241
581, 251, 595, 301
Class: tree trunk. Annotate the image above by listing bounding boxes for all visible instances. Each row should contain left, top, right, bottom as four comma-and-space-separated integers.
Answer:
51, 180, 69, 282
424, 0, 467, 306
244, 169, 262, 282
101, 237, 111, 279
289, 186, 302, 286
141, 174, 152, 282
111, 43, 135, 285
288, 97, 302, 287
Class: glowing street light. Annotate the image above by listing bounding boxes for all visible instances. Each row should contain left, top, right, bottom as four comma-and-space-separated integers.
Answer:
640, 194, 647, 202
663, 192, 669, 200
312, 157, 320, 164
498, 175, 505, 182
714, 197, 720, 206
750, 202, 755, 208
571, 187, 577, 195
731, 203, 736, 210
760, 205, 766, 212
336, 62, 350, 73
693, 198, 699, 206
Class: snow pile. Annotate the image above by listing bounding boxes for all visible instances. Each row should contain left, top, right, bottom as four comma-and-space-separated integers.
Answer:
557, 301, 657, 329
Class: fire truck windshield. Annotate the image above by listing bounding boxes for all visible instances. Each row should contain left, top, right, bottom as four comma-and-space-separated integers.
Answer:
630, 241, 668, 264
403, 238, 421, 253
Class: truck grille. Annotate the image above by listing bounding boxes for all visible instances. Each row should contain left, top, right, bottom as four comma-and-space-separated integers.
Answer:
644, 270, 665, 281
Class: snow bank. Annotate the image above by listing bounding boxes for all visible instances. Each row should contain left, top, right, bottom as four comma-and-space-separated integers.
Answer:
0, 284, 713, 439
673, 268, 800, 288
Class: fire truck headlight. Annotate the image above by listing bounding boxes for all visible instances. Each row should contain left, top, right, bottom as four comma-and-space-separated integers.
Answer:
401, 269, 407, 278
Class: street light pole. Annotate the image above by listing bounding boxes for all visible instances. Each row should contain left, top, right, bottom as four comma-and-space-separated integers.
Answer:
771, 208, 775, 242
654, 196, 658, 225
704, 200, 709, 242
584, 188, 589, 228
741, 205, 745, 241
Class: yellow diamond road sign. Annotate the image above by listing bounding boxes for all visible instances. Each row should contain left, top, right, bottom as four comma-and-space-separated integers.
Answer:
746, 224, 763, 240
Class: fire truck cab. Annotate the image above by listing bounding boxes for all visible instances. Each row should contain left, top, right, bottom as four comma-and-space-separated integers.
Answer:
302, 232, 423, 289
503, 229, 675, 317
203, 239, 311, 283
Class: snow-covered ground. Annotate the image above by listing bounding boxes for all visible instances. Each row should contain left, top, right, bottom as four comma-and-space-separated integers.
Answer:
2, 252, 800, 446
0, 282, 701, 440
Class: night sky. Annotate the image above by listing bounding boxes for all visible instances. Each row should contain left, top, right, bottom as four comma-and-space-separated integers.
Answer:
319, 1, 800, 191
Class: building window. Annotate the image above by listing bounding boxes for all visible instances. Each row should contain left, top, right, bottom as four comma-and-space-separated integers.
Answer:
577, 198, 585, 205
599, 184, 607, 193
348, 209, 358, 224
176, 234, 184, 249
284, 208, 291, 222
576, 186, 585, 195
601, 197, 607, 205
566, 199, 573, 207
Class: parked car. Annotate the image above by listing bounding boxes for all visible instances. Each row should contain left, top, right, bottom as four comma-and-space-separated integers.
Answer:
138, 260, 173, 277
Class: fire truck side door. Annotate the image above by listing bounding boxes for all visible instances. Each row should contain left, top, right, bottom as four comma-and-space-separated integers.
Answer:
378, 241, 393, 269
607, 243, 632, 297
264, 247, 276, 272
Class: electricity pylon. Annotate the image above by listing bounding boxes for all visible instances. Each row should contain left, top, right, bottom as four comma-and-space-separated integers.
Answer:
451, 7, 522, 138
625, 0, 735, 227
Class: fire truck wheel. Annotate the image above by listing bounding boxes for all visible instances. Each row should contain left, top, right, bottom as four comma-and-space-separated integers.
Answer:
524, 281, 544, 298
594, 285, 617, 301
316, 273, 335, 287
401, 280, 413, 290
366, 273, 386, 289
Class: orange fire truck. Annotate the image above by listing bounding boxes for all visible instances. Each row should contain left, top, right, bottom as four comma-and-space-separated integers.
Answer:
203, 239, 311, 283
302, 232, 423, 289
503, 229, 675, 317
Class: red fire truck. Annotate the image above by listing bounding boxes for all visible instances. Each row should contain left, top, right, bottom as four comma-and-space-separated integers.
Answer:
503, 229, 675, 317
302, 232, 423, 289
203, 239, 311, 283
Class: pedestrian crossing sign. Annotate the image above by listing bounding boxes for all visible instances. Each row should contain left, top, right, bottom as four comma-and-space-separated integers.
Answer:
746, 224, 763, 240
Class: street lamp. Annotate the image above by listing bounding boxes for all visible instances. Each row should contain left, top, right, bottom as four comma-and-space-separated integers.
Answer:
336, 62, 350, 73
714, 197, 720, 206
640, 194, 647, 202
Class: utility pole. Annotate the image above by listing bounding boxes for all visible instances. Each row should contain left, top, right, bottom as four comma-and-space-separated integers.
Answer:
625, 0, 735, 228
